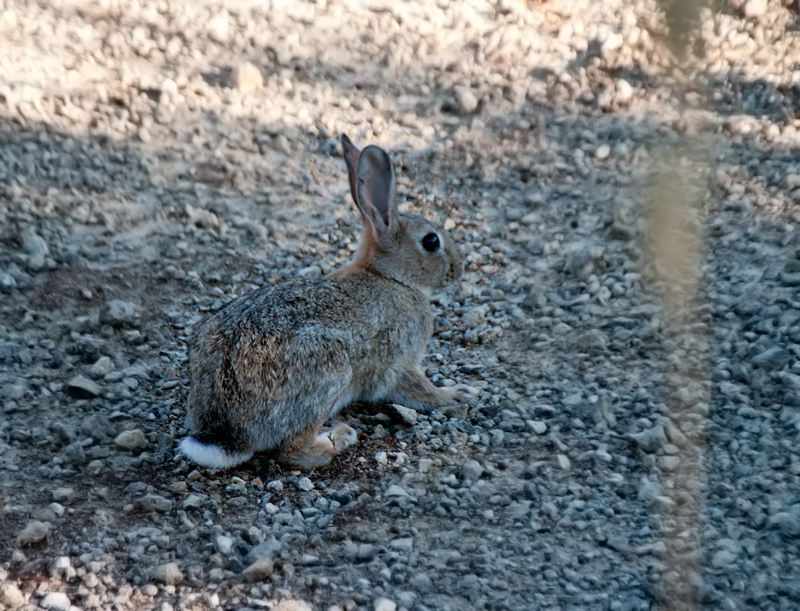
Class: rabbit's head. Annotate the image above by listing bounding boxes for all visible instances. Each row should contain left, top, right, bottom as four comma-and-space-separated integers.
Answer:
340, 134, 464, 292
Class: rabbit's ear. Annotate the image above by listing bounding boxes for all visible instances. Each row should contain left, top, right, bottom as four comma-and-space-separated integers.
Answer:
355, 145, 398, 240
340, 134, 361, 205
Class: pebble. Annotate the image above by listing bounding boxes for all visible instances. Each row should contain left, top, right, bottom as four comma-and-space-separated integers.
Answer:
768, 507, 800, 535
615, 79, 633, 105
16, 520, 51, 545
243, 556, 275, 581
752, 346, 791, 371
527, 420, 547, 435
115, 429, 148, 450
152, 562, 183, 585
39, 592, 71, 611
67, 375, 102, 398
231, 62, 263, 93
0, 582, 25, 608
658, 456, 680, 472
99, 300, 138, 326
90, 356, 115, 377
629, 425, 667, 453
460, 459, 483, 482
135, 494, 174, 513
275, 601, 313, 611
183, 494, 205, 509
214, 535, 233, 555
374, 598, 397, 611
556, 454, 571, 470
452, 86, 479, 114
0, 271, 18, 292
297, 477, 314, 491
463, 305, 489, 328
391, 403, 418, 425
51, 488, 76, 504
742, 0, 767, 18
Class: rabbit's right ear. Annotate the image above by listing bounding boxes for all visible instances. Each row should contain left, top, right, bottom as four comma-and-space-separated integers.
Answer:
354, 145, 398, 243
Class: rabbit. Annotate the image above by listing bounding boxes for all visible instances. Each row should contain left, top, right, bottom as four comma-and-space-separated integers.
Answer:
179, 134, 477, 470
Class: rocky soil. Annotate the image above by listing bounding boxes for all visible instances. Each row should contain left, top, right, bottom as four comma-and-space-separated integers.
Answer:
2, 0, 800, 609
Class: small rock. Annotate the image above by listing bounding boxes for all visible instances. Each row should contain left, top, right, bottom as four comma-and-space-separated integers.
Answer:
419, 458, 434, 473
297, 265, 322, 278
615, 79, 633, 105
527, 420, 547, 435
630, 425, 667, 453
391, 403, 418, 424
374, 598, 397, 611
785, 174, 800, 190
245, 537, 282, 565
153, 562, 182, 585
182, 494, 205, 509
275, 601, 313, 611
51, 488, 76, 505
89, 356, 114, 377
115, 429, 148, 450
0, 271, 18, 292
50, 556, 74, 580
638, 477, 659, 502
357, 544, 377, 561
214, 535, 234, 555
231, 61, 263, 93
595, 144, 610, 160
462, 305, 489, 328
556, 454, 571, 470
16, 520, 51, 545
384, 484, 413, 499
390, 538, 414, 552
753, 346, 791, 371
0, 582, 25, 607
489, 429, 505, 446
99, 300, 138, 326
742, 0, 767, 18
67, 375, 102, 398
243, 556, 275, 582
769, 506, 800, 535
452, 86, 479, 114
297, 477, 314, 492
20, 228, 49, 258
135, 494, 173, 513
39, 592, 70, 611
266, 480, 284, 493
461, 459, 483, 482
658, 455, 680, 472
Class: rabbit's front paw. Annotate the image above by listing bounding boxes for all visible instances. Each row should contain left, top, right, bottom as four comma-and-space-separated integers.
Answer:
329, 423, 358, 451
451, 384, 479, 402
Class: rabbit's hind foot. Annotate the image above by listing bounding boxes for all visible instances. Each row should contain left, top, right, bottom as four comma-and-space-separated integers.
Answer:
280, 422, 358, 469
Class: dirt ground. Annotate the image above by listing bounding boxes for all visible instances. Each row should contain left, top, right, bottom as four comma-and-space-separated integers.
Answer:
2, 1, 800, 610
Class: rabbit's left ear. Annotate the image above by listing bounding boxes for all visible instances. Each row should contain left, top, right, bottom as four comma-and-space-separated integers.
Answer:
340, 134, 361, 206
354, 145, 398, 242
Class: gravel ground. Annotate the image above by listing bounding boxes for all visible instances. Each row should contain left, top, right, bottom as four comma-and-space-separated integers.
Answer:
2, 0, 800, 610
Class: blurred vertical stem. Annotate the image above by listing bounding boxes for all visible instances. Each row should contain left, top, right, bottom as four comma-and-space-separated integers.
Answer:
646, 0, 710, 609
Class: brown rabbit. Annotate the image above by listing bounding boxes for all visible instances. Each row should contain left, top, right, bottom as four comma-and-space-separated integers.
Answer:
179, 135, 476, 469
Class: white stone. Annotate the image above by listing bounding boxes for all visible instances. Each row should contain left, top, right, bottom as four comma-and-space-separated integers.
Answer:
40, 592, 71, 611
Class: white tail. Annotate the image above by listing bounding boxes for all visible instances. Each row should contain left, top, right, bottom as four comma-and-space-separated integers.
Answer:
179, 436, 253, 469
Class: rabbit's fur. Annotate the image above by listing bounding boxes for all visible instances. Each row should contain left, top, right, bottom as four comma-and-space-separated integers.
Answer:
179, 135, 475, 470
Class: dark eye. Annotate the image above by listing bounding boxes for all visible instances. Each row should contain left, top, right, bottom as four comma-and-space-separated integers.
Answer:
421, 233, 440, 253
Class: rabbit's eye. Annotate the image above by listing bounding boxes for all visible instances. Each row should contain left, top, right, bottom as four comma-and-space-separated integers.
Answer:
421, 233, 440, 253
